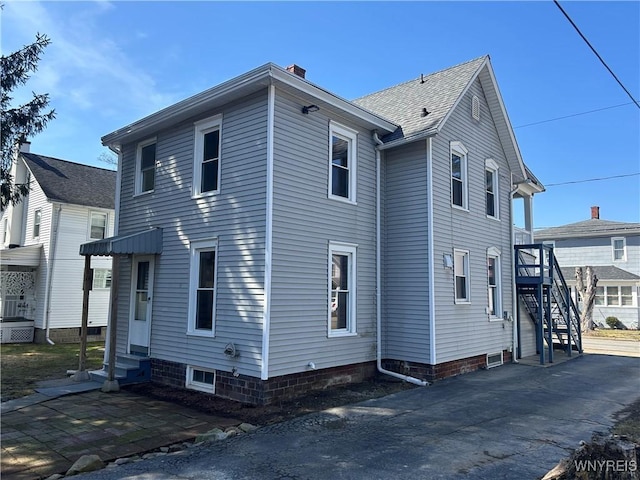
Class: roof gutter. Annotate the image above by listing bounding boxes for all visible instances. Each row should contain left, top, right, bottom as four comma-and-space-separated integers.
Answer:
374, 131, 428, 387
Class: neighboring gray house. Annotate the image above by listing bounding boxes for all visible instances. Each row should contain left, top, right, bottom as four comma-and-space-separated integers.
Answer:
83, 56, 547, 404
535, 206, 640, 329
0, 145, 116, 343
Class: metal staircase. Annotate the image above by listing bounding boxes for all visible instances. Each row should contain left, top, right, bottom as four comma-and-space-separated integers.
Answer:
515, 244, 583, 364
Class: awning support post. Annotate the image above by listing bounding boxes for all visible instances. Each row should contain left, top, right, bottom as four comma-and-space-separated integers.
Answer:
73, 255, 92, 382
102, 255, 120, 392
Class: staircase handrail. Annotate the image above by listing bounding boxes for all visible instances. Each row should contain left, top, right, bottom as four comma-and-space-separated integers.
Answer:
549, 251, 583, 351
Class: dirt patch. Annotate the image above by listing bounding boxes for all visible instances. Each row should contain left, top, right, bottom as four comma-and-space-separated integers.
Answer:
125, 375, 416, 426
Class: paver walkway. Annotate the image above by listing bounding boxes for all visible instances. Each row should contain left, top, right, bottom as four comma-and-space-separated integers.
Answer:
1, 384, 240, 480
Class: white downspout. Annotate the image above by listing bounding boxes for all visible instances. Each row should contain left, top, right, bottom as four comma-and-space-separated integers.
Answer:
44, 203, 62, 344
374, 132, 428, 387
509, 174, 519, 363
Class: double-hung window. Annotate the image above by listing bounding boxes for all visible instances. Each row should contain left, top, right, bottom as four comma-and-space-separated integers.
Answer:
188, 239, 218, 336
193, 115, 222, 197
33, 210, 41, 238
485, 159, 499, 219
89, 212, 107, 240
596, 285, 635, 307
329, 243, 357, 336
454, 249, 470, 303
329, 122, 357, 203
487, 248, 502, 318
612, 237, 626, 261
136, 139, 156, 194
450, 141, 468, 209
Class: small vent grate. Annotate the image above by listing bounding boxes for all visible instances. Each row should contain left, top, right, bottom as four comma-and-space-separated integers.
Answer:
472, 95, 480, 121
486, 352, 503, 369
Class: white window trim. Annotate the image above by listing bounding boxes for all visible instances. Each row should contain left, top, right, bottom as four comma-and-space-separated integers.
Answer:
32, 209, 41, 239
487, 247, 502, 320
328, 121, 358, 205
193, 114, 222, 198
134, 137, 157, 196
611, 237, 627, 262
454, 248, 471, 304
595, 284, 637, 308
88, 211, 108, 240
450, 141, 469, 211
328, 242, 358, 337
185, 365, 216, 394
187, 238, 218, 337
485, 158, 500, 220
92, 268, 112, 290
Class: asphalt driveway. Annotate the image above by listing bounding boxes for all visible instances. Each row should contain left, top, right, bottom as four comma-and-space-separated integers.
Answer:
76, 353, 640, 480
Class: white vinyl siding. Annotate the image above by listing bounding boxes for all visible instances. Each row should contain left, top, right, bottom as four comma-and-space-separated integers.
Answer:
115, 90, 268, 377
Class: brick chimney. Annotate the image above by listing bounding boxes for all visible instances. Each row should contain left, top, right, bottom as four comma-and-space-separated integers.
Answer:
286, 64, 306, 79
591, 206, 600, 219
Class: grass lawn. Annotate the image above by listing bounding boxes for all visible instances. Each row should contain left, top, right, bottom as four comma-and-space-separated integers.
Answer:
584, 329, 640, 340
0, 342, 105, 401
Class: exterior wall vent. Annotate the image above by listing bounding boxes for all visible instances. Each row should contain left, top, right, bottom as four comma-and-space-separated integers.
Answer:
486, 352, 503, 369
472, 95, 480, 121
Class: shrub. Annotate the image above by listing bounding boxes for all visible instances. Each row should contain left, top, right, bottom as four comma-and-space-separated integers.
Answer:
605, 316, 627, 330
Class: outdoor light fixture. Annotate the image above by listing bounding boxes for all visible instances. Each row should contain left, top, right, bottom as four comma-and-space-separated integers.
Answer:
302, 104, 320, 114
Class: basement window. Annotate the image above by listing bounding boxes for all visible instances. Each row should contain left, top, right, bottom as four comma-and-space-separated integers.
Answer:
186, 366, 216, 394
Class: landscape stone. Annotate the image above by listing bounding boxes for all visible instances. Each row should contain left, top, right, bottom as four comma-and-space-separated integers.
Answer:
66, 454, 105, 476
239, 423, 258, 433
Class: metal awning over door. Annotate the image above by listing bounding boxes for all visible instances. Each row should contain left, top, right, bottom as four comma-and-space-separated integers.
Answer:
79, 228, 162, 257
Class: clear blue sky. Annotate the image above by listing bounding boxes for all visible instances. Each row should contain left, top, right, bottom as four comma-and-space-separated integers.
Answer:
3, 1, 639, 228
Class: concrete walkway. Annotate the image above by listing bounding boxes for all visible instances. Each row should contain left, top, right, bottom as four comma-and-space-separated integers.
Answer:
1, 378, 241, 480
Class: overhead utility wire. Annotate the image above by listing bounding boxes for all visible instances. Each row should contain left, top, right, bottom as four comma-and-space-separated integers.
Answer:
545, 172, 640, 187
554, 0, 640, 109
514, 102, 636, 129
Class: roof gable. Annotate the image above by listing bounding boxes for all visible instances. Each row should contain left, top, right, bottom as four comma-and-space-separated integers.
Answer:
353, 56, 535, 185
21, 153, 116, 210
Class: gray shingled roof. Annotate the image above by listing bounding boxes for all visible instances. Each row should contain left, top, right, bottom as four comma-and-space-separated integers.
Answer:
535, 218, 640, 240
353, 56, 487, 143
560, 265, 640, 281
22, 153, 116, 210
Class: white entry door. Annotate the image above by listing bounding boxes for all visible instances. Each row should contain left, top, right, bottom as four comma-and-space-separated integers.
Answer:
128, 256, 154, 356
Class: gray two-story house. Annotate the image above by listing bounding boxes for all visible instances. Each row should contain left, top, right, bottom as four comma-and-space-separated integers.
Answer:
83, 56, 545, 404
535, 206, 640, 329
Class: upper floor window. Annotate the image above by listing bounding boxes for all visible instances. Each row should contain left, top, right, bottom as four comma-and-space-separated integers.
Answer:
329, 122, 357, 203
89, 212, 107, 240
450, 141, 468, 210
612, 237, 626, 261
454, 249, 470, 303
136, 139, 156, 194
33, 210, 41, 238
329, 242, 357, 336
485, 159, 499, 219
188, 238, 218, 336
193, 115, 222, 197
487, 247, 502, 318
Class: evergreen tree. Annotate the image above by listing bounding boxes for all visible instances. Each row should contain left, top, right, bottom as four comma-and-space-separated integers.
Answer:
1, 33, 56, 211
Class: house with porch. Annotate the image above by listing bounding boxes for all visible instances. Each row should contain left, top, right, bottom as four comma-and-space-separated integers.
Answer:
0, 146, 116, 343
534, 206, 640, 329
83, 56, 578, 404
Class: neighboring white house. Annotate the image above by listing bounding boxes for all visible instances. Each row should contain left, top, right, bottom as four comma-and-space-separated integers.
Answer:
535, 206, 640, 329
0, 144, 116, 343
83, 57, 550, 404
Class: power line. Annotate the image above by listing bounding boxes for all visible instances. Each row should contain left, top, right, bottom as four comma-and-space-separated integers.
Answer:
514, 102, 636, 129
554, 0, 640, 109
545, 172, 640, 187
